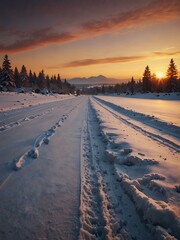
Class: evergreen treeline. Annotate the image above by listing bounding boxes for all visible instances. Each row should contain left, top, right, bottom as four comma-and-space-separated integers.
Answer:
0, 55, 179, 95
84, 59, 180, 95
0, 54, 75, 94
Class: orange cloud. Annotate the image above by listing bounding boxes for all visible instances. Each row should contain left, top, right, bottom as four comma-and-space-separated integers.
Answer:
61, 56, 146, 68
48, 51, 180, 68
0, 0, 179, 53
153, 51, 180, 56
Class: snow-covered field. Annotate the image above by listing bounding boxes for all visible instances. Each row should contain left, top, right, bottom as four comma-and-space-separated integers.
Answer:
0, 92, 75, 111
0, 92, 179, 239
97, 93, 180, 126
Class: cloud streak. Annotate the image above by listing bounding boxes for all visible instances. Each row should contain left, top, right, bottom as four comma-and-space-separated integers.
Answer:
0, 28, 77, 53
0, 0, 180, 53
61, 56, 147, 68
153, 51, 180, 56
81, 0, 180, 34
47, 51, 180, 68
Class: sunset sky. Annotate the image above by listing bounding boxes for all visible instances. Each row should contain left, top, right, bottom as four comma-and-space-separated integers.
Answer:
0, 0, 180, 81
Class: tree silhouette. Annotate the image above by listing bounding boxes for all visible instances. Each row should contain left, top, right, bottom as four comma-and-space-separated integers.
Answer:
57, 73, 62, 90
14, 67, 21, 88
166, 59, 178, 92
142, 65, 151, 92
28, 70, 34, 88
0, 54, 15, 91
37, 70, 46, 89
20, 65, 29, 87
130, 76, 135, 94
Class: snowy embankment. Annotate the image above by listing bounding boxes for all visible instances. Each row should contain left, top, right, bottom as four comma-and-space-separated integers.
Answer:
90, 96, 180, 240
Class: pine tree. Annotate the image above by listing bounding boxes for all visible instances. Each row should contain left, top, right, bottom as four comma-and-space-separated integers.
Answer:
166, 59, 178, 92
0, 67, 2, 88
142, 65, 151, 92
53, 75, 57, 82
14, 67, 21, 88
28, 70, 34, 88
151, 73, 158, 92
130, 76, 135, 94
0, 54, 15, 91
57, 73, 62, 90
20, 65, 29, 88
46, 75, 50, 91
101, 85, 105, 94
33, 72, 37, 88
37, 70, 46, 89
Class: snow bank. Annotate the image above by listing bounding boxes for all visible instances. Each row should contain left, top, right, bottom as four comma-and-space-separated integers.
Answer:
116, 171, 180, 239
90, 97, 180, 239
121, 155, 158, 166
105, 149, 159, 166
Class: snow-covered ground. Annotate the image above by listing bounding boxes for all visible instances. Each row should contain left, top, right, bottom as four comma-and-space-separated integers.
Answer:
0, 93, 83, 240
0, 92, 74, 112
0, 92, 75, 132
97, 93, 180, 126
0, 92, 179, 239
91, 94, 180, 239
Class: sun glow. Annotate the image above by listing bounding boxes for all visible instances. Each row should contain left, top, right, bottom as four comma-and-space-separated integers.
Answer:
156, 72, 164, 79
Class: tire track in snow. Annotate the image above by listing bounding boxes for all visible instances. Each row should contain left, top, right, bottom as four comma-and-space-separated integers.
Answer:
0, 100, 72, 132
0, 96, 75, 125
87, 103, 125, 240
79, 118, 107, 239
79, 99, 152, 240
93, 97, 179, 152
0, 101, 81, 191
88, 99, 153, 240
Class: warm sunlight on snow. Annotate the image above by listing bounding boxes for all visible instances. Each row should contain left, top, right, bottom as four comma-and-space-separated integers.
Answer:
156, 72, 164, 79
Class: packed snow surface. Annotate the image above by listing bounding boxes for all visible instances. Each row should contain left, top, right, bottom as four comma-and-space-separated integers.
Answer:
0, 92, 179, 240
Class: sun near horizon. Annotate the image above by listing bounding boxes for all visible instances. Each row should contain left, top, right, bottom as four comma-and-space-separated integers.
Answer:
156, 72, 165, 79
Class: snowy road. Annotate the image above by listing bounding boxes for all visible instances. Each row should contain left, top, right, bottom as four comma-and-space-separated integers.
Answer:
0, 94, 179, 240
0, 96, 87, 240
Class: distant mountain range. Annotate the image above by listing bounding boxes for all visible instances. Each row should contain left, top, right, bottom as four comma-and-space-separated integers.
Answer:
67, 75, 123, 86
